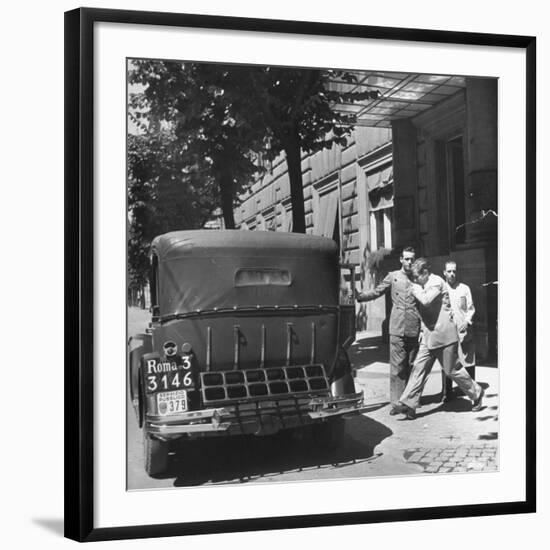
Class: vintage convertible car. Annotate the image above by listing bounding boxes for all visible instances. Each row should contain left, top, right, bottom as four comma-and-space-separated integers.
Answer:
129, 229, 365, 477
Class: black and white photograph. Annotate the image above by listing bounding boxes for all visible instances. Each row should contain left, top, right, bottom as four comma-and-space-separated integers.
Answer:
2, 0, 546, 546
58, 4, 537, 542
126, 59, 500, 489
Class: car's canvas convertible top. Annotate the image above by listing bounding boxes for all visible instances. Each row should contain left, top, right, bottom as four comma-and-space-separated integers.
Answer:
150, 230, 339, 316
151, 229, 338, 260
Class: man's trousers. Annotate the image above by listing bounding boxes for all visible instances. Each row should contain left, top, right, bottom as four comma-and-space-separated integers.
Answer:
400, 340, 482, 411
443, 329, 476, 397
389, 335, 419, 407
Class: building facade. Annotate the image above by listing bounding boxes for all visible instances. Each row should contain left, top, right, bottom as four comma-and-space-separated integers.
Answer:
234, 73, 497, 361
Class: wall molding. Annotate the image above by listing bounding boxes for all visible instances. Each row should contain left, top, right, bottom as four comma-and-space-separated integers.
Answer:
357, 141, 393, 172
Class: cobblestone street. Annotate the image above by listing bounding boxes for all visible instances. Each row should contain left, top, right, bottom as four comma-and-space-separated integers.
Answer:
404, 443, 498, 473
350, 330, 499, 477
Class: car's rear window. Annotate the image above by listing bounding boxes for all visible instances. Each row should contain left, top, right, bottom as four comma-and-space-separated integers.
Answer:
234, 268, 291, 287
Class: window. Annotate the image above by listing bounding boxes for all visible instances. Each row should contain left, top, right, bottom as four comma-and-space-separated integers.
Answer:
235, 268, 291, 287
317, 189, 339, 239
371, 208, 393, 250
256, 214, 266, 231
367, 164, 393, 250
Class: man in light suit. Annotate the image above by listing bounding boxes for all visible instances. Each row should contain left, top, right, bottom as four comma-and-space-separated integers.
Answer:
395, 258, 484, 420
356, 247, 421, 414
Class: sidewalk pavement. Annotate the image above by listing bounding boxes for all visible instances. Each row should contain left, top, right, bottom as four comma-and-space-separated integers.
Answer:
349, 330, 499, 475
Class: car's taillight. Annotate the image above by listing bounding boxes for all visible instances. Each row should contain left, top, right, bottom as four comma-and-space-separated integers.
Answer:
181, 342, 192, 354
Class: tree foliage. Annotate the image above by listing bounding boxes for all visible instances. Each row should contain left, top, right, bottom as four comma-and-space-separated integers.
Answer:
223, 66, 380, 232
129, 61, 267, 229
127, 129, 217, 292
128, 61, 380, 234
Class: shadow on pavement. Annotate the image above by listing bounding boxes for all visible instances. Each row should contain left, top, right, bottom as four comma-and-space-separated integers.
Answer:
418, 393, 444, 406
475, 415, 497, 422
409, 397, 478, 420
163, 415, 392, 487
407, 379, 495, 419
400, 395, 498, 424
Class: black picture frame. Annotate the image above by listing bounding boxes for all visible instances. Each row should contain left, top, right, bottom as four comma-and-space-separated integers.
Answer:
65, 7, 536, 543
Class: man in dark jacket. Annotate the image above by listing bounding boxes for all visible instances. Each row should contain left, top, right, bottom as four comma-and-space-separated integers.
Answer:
356, 247, 421, 414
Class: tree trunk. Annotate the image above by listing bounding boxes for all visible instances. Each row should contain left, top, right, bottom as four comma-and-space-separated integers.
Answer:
283, 129, 306, 234
219, 170, 236, 229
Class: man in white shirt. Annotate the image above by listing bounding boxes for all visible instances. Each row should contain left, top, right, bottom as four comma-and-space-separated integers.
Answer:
442, 260, 476, 401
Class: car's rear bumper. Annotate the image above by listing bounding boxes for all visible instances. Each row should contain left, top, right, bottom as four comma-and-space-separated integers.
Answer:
145, 392, 367, 440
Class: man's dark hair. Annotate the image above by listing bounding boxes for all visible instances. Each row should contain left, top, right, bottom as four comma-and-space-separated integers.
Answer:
412, 257, 431, 274
444, 259, 457, 270
401, 246, 415, 257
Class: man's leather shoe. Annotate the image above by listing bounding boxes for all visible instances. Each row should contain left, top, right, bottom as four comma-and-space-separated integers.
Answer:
389, 406, 399, 416
393, 401, 416, 420
392, 402, 406, 413
472, 387, 485, 412
402, 404, 416, 420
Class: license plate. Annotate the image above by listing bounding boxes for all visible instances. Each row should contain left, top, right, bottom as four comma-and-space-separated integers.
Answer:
157, 390, 188, 416
145, 355, 195, 394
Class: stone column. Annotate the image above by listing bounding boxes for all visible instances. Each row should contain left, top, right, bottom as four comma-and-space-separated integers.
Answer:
465, 78, 498, 245
391, 118, 419, 252
465, 77, 498, 360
